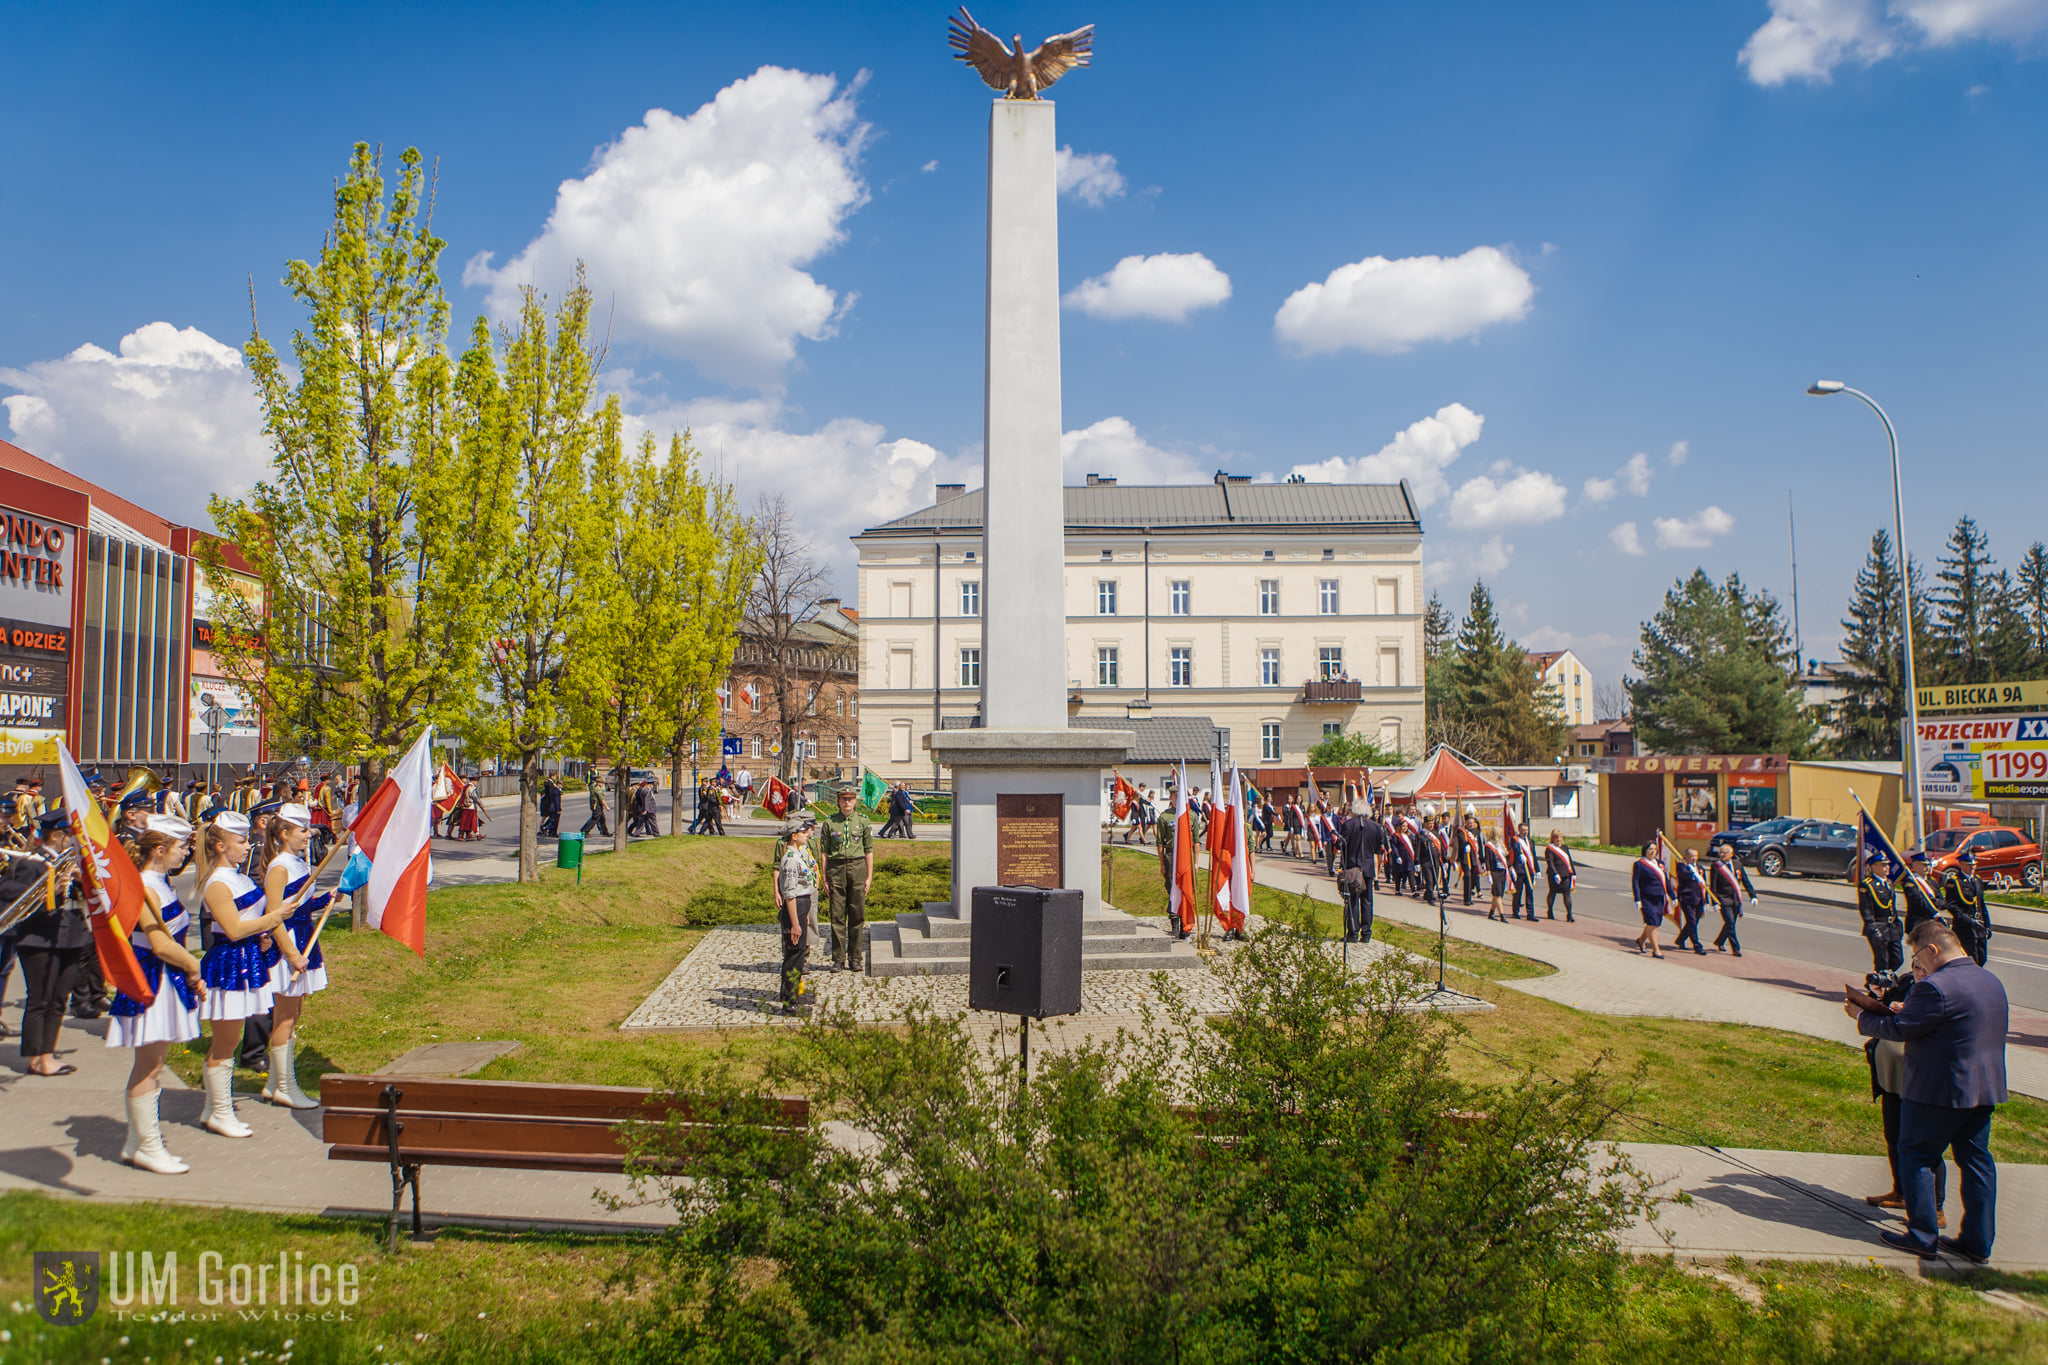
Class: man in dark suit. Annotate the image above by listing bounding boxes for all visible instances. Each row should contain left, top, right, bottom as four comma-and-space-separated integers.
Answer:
1848, 919, 2008, 1263
1338, 810, 1385, 943
538, 775, 562, 838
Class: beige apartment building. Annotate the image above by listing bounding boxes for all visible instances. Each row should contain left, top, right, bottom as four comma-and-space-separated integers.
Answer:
1530, 647, 1594, 728
852, 474, 1425, 783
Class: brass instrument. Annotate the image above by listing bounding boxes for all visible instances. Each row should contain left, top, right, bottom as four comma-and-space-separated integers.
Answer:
112, 766, 162, 809
0, 846, 81, 936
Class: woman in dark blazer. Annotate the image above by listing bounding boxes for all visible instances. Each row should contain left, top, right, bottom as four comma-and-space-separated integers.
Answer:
1630, 841, 1671, 959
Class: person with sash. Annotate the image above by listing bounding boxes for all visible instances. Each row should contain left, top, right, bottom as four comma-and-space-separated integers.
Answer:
1630, 840, 1671, 958
1941, 848, 1992, 967
1458, 814, 1482, 906
1414, 814, 1440, 907
1710, 843, 1757, 956
1483, 829, 1510, 922
108, 817, 207, 1174
1672, 848, 1710, 954
1542, 829, 1578, 922
1509, 825, 1538, 921
1896, 852, 1943, 933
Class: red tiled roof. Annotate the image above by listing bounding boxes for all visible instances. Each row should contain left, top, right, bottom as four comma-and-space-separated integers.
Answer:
0, 437, 177, 543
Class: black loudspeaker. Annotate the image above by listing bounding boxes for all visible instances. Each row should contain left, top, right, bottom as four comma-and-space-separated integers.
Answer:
968, 885, 1083, 1017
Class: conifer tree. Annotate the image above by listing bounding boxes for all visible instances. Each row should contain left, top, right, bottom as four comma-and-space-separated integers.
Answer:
1931, 515, 1997, 684
1422, 592, 1454, 662
2016, 542, 2048, 669
1629, 570, 1810, 756
1434, 581, 1569, 765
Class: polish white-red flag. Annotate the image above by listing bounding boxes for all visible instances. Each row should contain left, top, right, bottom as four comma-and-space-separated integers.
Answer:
352, 727, 436, 956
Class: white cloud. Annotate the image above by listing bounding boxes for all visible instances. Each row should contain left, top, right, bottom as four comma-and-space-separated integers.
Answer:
1473, 535, 1515, 576
1054, 146, 1126, 206
1060, 416, 1210, 484
1620, 451, 1653, 496
1448, 468, 1568, 529
1063, 253, 1232, 322
921, 159, 939, 172
464, 66, 869, 389
1739, 0, 2048, 85
1288, 402, 1485, 508
1653, 506, 1736, 550
1610, 521, 1646, 556
1273, 245, 1534, 356
0, 322, 268, 528
1582, 475, 1618, 504
1667, 439, 1690, 467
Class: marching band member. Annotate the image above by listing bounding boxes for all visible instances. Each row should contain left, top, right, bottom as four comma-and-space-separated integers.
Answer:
108, 816, 207, 1174
196, 813, 289, 1137
260, 803, 329, 1109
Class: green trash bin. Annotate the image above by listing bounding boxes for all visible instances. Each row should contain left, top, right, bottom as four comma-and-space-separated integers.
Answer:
556, 832, 585, 884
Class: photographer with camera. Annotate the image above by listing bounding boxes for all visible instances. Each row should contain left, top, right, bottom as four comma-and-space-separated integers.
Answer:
1844, 919, 2008, 1263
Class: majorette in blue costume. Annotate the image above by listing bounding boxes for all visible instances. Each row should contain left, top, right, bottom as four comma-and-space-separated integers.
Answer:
196, 811, 289, 1139
107, 813, 208, 1173
258, 801, 329, 1111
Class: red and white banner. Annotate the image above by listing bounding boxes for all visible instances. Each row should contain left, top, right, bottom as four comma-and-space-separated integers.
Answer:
1219, 767, 1251, 933
57, 743, 155, 1006
352, 727, 436, 956
1171, 762, 1196, 934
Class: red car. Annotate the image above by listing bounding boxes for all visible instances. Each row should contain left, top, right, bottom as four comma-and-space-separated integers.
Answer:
1929, 826, 2043, 889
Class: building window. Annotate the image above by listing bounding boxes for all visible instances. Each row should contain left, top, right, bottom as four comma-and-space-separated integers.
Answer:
1169, 580, 1190, 616
1318, 579, 1340, 614
1260, 722, 1281, 762
1101, 548, 1113, 561
1096, 646, 1119, 687
1258, 579, 1279, 615
1169, 647, 1192, 687
851, 737, 859, 758
836, 696, 845, 717
1097, 580, 1118, 615
836, 736, 845, 759
1323, 722, 1342, 738
959, 647, 982, 687
1260, 648, 1281, 686
960, 580, 980, 617
1379, 717, 1403, 757
751, 735, 762, 759
1319, 646, 1344, 681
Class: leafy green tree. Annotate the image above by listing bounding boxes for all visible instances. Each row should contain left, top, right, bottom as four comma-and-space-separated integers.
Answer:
472, 272, 602, 881
206, 143, 515, 804
1831, 530, 1928, 760
622, 917, 1648, 1361
1306, 731, 1405, 768
655, 449, 755, 831
1630, 570, 1811, 756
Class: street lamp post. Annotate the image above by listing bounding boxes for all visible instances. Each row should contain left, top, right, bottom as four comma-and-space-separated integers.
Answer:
1807, 380, 1925, 847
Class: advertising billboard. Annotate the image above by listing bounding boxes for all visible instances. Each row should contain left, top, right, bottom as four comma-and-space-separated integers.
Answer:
1673, 772, 1719, 838
1916, 713, 2048, 801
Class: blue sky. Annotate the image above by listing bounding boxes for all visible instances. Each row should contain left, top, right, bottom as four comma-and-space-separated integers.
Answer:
4, 0, 2046, 690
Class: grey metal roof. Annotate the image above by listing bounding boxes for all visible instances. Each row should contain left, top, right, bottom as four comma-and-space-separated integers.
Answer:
862, 482, 1420, 536
938, 713, 1222, 764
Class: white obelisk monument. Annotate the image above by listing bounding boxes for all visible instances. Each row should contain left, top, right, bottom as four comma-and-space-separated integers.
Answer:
928, 98, 1131, 917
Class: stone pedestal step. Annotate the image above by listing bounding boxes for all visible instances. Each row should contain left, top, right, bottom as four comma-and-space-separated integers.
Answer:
866, 901, 1206, 978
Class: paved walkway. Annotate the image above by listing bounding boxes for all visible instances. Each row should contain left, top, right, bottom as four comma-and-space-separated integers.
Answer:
1247, 857, 2048, 1101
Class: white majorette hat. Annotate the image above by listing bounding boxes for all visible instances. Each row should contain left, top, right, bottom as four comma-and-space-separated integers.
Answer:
146, 813, 193, 839
278, 802, 312, 829
212, 811, 251, 836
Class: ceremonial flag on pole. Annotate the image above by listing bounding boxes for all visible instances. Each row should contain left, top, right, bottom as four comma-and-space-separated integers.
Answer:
763, 776, 793, 818
859, 768, 888, 812
56, 743, 155, 1007
1172, 762, 1197, 934
352, 727, 437, 956
1221, 767, 1251, 933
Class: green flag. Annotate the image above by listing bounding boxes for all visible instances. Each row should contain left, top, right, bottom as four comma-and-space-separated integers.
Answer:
861, 768, 888, 811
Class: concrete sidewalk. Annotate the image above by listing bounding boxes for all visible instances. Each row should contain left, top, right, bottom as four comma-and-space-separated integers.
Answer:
1248, 858, 2048, 1101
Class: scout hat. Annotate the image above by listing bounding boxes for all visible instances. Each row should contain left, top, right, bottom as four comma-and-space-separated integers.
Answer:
147, 813, 193, 839
278, 802, 312, 828
212, 811, 251, 836
36, 808, 68, 831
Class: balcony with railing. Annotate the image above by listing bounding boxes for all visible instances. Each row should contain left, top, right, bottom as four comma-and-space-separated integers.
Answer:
1300, 679, 1363, 704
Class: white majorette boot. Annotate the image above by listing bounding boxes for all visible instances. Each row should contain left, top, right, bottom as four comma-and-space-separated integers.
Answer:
126, 1088, 190, 1175
201, 1063, 254, 1138
264, 1040, 320, 1110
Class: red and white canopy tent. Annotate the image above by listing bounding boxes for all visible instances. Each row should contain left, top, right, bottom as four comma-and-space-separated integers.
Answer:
1383, 745, 1524, 830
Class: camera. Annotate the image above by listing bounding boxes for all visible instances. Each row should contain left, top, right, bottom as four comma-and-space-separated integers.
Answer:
1865, 969, 1915, 1007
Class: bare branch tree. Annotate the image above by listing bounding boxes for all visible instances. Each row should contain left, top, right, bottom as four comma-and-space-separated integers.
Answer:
1592, 678, 1632, 722
744, 496, 858, 782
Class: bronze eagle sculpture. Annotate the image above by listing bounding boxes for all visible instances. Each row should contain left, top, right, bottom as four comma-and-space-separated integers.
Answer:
947, 7, 1093, 100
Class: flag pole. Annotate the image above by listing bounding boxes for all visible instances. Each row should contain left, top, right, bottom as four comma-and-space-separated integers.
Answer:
1844, 785, 1939, 903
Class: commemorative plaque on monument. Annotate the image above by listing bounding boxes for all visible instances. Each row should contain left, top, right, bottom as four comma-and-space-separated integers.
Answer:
994, 793, 1063, 888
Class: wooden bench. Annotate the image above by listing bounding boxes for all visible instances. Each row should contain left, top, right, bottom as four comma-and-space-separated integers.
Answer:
320, 1075, 810, 1249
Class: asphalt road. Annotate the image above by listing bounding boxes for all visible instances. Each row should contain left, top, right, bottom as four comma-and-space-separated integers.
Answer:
1501, 860, 2048, 1016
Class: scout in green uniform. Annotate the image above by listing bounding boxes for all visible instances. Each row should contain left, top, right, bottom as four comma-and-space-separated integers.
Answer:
818, 783, 874, 972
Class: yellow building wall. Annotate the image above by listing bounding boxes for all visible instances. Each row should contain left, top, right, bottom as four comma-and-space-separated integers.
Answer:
1785, 765, 1907, 846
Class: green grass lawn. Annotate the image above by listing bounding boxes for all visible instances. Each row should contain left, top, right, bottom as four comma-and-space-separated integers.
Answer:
1106, 845, 2048, 1164
6, 1191, 2047, 1364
